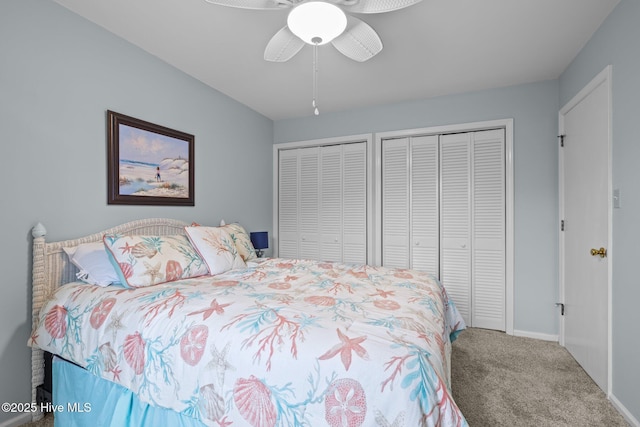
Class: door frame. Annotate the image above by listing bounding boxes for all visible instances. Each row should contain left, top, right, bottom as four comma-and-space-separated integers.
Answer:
558, 65, 612, 396
374, 119, 514, 335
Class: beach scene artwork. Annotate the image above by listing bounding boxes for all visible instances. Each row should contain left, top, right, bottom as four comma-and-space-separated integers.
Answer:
118, 124, 190, 198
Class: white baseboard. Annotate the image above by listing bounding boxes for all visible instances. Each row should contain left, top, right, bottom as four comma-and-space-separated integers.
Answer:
0, 413, 32, 427
610, 393, 640, 427
512, 329, 558, 342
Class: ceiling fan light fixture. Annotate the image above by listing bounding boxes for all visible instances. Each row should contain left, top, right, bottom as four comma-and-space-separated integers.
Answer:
287, 1, 347, 45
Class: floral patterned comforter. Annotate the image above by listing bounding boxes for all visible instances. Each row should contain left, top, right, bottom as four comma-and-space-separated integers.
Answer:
31, 258, 467, 427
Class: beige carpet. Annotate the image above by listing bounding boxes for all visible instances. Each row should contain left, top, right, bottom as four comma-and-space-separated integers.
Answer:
452, 327, 628, 426
21, 327, 628, 426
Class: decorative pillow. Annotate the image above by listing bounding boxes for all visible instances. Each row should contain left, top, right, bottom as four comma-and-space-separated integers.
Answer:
221, 223, 257, 261
63, 242, 121, 287
184, 226, 247, 275
103, 234, 209, 288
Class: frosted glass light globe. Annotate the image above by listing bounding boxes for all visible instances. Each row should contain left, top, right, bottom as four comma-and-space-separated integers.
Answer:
287, 1, 347, 45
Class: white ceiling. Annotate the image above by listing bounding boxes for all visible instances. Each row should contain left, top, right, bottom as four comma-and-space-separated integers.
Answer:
53, 0, 619, 120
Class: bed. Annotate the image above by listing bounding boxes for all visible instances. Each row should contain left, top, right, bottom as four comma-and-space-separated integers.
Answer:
28, 218, 467, 426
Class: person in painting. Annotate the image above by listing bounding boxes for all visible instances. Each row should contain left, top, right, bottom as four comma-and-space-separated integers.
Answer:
156, 166, 161, 182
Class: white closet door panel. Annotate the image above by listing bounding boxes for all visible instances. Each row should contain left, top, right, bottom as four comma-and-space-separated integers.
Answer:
278, 149, 299, 259
440, 133, 471, 324
410, 135, 439, 274
382, 138, 410, 268
412, 247, 438, 274
320, 145, 343, 262
473, 250, 505, 330
299, 147, 319, 260
278, 240, 298, 259
343, 143, 367, 264
441, 248, 471, 321
472, 129, 505, 330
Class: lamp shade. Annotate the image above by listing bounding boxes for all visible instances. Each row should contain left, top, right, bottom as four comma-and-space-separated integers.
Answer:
250, 231, 269, 250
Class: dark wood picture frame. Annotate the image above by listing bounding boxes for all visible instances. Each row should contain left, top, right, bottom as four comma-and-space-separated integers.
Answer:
107, 110, 194, 206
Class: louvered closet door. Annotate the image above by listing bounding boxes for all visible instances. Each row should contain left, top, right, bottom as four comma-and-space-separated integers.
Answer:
440, 133, 472, 325
278, 142, 367, 263
342, 143, 367, 264
278, 149, 299, 258
382, 138, 410, 268
411, 136, 439, 273
472, 129, 505, 330
320, 145, 342, 261
380, 130, 505, 330
382, 136, 439, 272
299, 147, 320, 260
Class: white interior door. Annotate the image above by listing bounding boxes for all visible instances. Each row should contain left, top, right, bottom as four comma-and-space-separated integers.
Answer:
560, 66, 611, 393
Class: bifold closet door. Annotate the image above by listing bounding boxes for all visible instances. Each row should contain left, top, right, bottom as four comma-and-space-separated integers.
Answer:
440, 129, 505, 329
320, 145, 342, 261
381, 135, 439, 272
278, 149, 299, 259
342, 143, 367, 264
471, 129, 505, 330
440, 133, 472, 325
277, 143, 367, 263
299, 147, 320, 260
411, 136, 440, 273
381, 138, 410, 268
381, 129, 505, 330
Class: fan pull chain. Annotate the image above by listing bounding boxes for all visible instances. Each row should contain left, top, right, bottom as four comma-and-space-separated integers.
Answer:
312, 38, 320, 116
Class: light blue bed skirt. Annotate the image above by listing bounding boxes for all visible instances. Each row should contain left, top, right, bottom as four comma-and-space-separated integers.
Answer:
52, 357, 206, 427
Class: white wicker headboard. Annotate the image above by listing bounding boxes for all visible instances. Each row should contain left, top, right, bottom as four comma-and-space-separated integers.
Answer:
29, 218, 189, 421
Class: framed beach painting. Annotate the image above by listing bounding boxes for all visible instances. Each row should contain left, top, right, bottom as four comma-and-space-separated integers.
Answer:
107, 110, 194, 206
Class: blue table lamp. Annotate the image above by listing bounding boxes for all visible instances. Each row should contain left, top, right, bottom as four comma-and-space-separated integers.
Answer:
250, 231, 269, 258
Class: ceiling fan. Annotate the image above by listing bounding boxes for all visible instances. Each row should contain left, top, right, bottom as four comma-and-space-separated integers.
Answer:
205, 0, 424, 114
204, 0, 423, 62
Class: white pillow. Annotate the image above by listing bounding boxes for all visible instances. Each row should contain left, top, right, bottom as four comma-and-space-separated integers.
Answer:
184, 226, 246, 275
63, 242, 121, 287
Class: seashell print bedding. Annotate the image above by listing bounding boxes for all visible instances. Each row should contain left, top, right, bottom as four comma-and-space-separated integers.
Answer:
30, 258, 468, 426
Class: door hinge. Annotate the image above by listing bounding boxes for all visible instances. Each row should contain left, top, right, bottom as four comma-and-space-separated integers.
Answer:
561, 220, 565, 231
556, 303, 565, 315
558, 135, 565, 147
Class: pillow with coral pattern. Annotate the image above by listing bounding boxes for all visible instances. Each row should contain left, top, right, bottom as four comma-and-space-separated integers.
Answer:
184, 226, 247, 275
103, 234, 209, 288
220, 223, 257, 261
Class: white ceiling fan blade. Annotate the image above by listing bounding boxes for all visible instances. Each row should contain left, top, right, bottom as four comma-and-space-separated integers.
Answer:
342, 0, 423, 14
264, 26, 305, 62
331, 16, 382, 62
204, 0, 284, 10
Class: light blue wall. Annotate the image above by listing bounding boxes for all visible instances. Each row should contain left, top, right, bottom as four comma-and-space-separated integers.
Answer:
3, 0, 634, 423
560, 0, 640, 421
0, 1, 272, 422
275, 80, 561, 337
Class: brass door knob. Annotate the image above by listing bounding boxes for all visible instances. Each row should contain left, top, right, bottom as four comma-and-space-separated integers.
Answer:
590, 247, 607, 258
